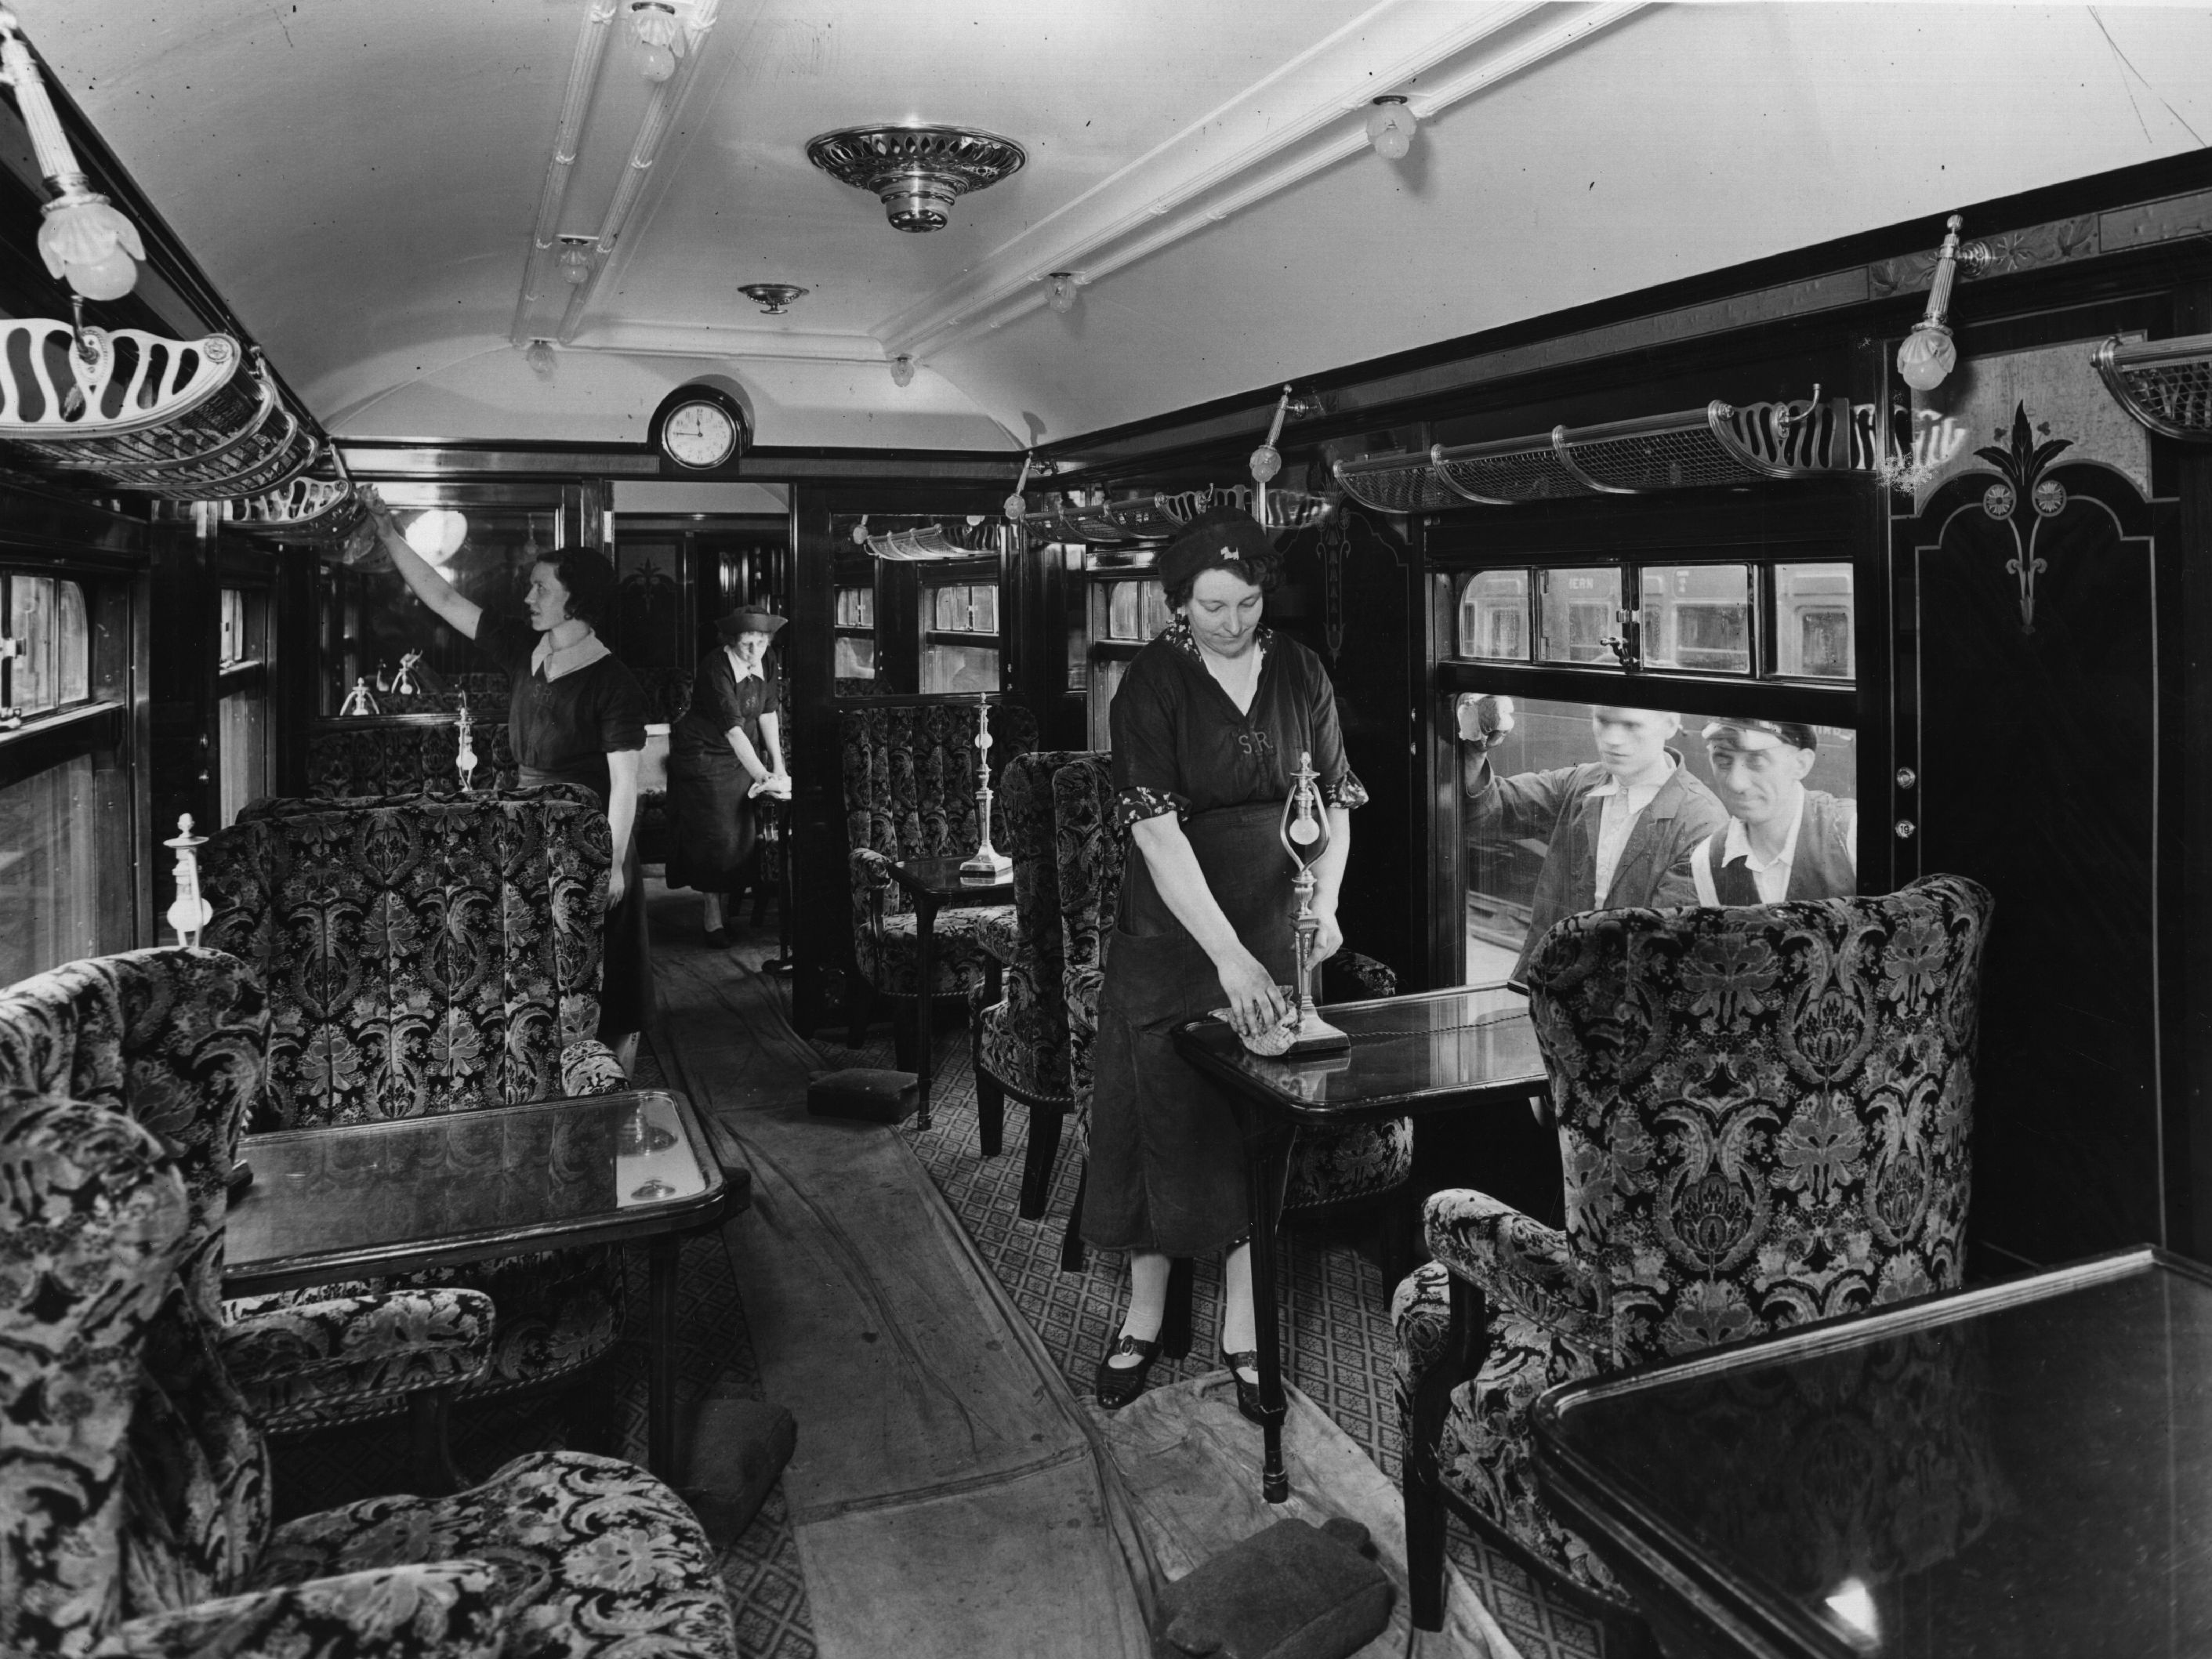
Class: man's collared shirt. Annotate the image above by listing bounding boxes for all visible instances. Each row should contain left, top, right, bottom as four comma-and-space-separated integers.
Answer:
1588, 760, 1674, 905
1693, 790, 1858, 905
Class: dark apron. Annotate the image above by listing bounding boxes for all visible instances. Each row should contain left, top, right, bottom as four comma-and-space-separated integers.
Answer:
1080, 800, 1296, 1256
665, 748, 758, 893
521, 763, 649, 1041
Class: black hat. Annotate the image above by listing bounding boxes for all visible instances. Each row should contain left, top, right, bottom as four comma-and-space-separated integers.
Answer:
716, 607, 787, 640
1159, 504, 1280, 597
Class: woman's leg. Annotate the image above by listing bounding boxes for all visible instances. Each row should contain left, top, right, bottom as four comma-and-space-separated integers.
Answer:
1220, 1240, 1257, 1382
1107, 1250, 1173, 1368
702, 890, 726, 933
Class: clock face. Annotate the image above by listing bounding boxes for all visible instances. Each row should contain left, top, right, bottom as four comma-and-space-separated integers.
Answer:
662, 400, 738, 469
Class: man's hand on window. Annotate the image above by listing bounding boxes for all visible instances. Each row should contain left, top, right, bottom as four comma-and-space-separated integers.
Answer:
1456, 694, 1515, 749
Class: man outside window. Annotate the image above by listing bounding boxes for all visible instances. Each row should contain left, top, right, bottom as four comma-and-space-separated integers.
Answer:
1459, 695, 1727, 989
1655, 719, 1857, 906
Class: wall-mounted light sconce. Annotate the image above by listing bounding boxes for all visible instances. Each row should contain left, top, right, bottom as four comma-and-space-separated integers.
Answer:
1004, 454, 1033, 522
0, 9, 143, 302
1365, 95, 1416, 161
524, 339, 557, 379
629, 1, 683, 83
890, 353, 916, 388
1895, 214, 1988, 393
557, 237, 595, 286
1047, 272, 1080, 316
738, 283, 807, 315
1250, 385, 1295, 524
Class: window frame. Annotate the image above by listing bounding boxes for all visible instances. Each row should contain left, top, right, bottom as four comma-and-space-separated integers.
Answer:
916, 556, 1004, 696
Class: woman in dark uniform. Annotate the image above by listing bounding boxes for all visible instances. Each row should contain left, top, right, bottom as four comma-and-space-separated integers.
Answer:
361, 490, 653, 1070
667, 607, 789, 946
1083, 506, 1363, 1411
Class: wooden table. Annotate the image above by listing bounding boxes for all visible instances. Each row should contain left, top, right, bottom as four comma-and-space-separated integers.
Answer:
887, 853, 1014, 1130
1531, 1247, 2212, 1659
226, 1088, 731, 1483
1175, 986, 1545, 1502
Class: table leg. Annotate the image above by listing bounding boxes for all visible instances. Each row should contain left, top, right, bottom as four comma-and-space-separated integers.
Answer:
648, 1233, 679, 1480
1237, 1101, 1296, 1503
914, 892, 938, 1129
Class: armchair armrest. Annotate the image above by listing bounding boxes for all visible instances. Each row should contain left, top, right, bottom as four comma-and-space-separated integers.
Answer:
220, 1290, 495, 1433
1423, 1188, 1604, 1340
974, 910, 1021, 967
560, 1038, 629, 1097
91, 1560, 509, 1659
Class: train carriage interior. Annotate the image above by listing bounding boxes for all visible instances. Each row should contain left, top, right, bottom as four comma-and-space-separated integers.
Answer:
6, 4, 2212, 1656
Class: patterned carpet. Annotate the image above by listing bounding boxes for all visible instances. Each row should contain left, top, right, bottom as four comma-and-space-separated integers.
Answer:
821, 987, 1607, 1659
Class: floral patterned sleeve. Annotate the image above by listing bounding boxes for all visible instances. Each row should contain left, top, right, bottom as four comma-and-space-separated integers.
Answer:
1109, 650, 1191, 833
1304, 647, 1367, 810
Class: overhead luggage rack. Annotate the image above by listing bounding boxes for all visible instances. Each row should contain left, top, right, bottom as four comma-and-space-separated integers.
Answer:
1331, 449, 1462, 514
2094, 332, 2212, 441
225, 473, 362, 541
0, 320, 323, 499
1432, 433, 1590, 502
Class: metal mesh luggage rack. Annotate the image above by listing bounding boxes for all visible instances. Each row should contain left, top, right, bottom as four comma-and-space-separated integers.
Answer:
1431, 433, 1589, 502
0, 320, 324, 498
2094, 333, 2212, 441
226, 473, 362, 542
1331, 450, 1462, 514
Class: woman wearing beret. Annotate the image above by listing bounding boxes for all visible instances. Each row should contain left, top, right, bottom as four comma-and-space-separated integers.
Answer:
667, 607, 790, 946
1084, 505, 1365, 1414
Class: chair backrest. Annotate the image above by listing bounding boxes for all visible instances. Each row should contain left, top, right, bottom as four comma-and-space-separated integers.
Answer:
201, 788, 611, 1125
306, 715, 520, 799
0, 1086, 273, 1655
993, 749, 1101, 1052
0, 948, 266, 1328
1051, 755, 1121, 1109
1525, 873, 1993, 1367
841, 701, 1039, 904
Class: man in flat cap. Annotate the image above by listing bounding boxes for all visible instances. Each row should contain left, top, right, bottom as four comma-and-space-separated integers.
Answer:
1458, 694, 1727, 990
1655, 719, 1857, 907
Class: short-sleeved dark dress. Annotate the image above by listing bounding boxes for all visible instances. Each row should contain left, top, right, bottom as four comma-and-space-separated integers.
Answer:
1079, 621, 1365, 1257
473, 612, 652, 1038
665, 647, 780, 893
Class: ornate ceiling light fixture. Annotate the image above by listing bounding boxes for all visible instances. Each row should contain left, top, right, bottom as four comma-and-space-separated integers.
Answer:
0, 9, 143, 301
805, 125, 1027, 233
738, 283, 807, 315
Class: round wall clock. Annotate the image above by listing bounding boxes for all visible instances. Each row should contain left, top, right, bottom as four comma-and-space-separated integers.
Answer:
650, 384, 749, 472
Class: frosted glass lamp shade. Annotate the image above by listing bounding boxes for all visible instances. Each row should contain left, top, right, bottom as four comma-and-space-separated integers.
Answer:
1897, 324, 1957, 393
38, 193, 143, 300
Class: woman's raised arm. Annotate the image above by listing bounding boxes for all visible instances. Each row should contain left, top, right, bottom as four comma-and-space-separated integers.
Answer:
361, 488, 483, 640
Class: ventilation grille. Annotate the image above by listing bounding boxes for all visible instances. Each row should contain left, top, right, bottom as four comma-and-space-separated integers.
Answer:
0, 321, 325, 499
2095, 333, 2212, 441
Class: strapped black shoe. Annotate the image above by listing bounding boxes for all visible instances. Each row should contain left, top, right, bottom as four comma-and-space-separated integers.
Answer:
1221, 1348, 1264, 1424
1094, 1335, 1163, 1409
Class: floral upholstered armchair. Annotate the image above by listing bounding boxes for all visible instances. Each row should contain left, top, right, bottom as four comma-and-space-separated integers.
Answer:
1050, 755, 1415, 1273
0, 1085, 735, 1659
969, 750, 1098, 1213
839, 701, 1036, 1052
1393, 874, 1993, 1629
197, 788, 631, 1436
0, 948, 495, 1463
307, 713, 520, 798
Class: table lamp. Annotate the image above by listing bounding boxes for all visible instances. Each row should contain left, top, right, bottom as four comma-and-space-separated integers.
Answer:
1278, 751, 1349, 1054
959, 690, 1012, 882
454, 694, 477, 794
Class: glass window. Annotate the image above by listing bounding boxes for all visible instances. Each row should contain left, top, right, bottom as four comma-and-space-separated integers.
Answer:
1641, 564, 1751, 674
926, 581, 999, 636
1108, 581, 1139, 640
921, 641, 999, 694
834, 635, 876, 680
219, 688, 270, 826
1537, 568, 1623, 665
1452, 693, 1858, 987
1456, 571, 1529, 661
1775, 563, 1855, 678
6, 575, 91, 716
0, 755, 98, 984
835, 586, 875, 628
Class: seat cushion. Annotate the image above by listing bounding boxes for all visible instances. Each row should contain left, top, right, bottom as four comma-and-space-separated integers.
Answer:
977, 994, 1075, 1104
1284, 1117, 1413, 1212
865, 906, 1014, 998
248, 1450, 736, 1657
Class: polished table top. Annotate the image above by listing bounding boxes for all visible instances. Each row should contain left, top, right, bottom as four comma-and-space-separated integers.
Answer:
888, 854, 1015, 898
226, 1088, 725, 1295
1532, 1248, 2212, 1659
1174, 986, 1543, 1124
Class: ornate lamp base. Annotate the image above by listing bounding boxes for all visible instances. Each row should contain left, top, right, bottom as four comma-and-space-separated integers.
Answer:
1280, 1008, 1350, 1056
959, 846, 1012, 882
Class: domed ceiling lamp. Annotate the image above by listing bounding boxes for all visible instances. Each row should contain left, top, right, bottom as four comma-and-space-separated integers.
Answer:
1895, 215, 1988, 393
738, 283, 807, 315
1046, 273, 1080, 316
0, 9, 144, 302
524, 339, 557, 379
629, 1, 684, 83
556, 236, 595, 286
806, 125, 1027, 233
1365, 94, 1416, 161
890, 353, 916, 388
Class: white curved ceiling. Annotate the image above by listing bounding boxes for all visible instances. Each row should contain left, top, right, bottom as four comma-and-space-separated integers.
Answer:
25, 1, 2212, 452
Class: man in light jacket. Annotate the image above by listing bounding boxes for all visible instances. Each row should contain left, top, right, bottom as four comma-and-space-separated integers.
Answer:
1460, 695, 1728, 990
1654, 719, 1858, 907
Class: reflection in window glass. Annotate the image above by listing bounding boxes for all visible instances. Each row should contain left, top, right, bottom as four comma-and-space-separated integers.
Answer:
7, 575, 91, 715
927, 582, 998, 636
922, 642, 999, 694
0, 755, 97, 983
219, 689, 270, 826
1641, 564, 1751, 674
1456, 571, 1528, 660
834, 586, 875, 628
834, 636, 876, 680
1537, 568, 1623, 665
1775, 563, 1855, 678
1108, 582, 1138, 640
1451, 693, 1858, 986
